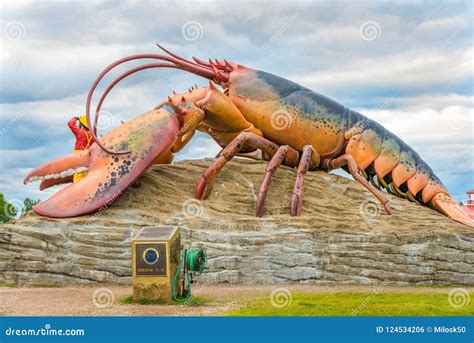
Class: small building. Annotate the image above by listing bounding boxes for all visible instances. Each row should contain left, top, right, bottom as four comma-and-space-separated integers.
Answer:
461, 189, 474, 220
467, 189, 474, 206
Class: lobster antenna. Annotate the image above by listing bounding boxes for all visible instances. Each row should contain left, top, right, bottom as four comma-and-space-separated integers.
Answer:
93, 62, 179, 142
156, 43, 201, 67
86, 46, 228, 154
192, 56, 212, 67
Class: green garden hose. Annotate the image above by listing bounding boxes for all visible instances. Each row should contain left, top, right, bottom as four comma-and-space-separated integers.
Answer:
171, 247, 206, 302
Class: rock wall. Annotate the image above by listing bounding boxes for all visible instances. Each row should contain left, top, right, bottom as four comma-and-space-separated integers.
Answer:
1, 159, 472, 286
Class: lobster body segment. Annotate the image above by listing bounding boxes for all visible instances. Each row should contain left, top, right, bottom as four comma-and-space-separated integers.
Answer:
228, 69, 348, 157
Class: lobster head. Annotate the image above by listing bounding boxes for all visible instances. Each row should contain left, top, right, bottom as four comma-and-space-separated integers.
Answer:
24, 107, 180, 218
24, 44, 251, 218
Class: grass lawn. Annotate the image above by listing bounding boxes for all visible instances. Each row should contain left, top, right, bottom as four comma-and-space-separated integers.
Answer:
225, 292, 474, 316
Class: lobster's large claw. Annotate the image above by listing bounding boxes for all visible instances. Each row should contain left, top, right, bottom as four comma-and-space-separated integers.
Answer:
24, 107, 180, 218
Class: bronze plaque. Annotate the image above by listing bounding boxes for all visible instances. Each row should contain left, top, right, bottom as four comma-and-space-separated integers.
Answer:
135, 243, 167, 276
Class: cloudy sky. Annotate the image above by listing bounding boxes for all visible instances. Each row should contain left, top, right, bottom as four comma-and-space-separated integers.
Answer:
1, 0, 472, 210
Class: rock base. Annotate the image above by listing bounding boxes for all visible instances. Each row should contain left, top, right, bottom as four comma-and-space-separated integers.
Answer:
1, 159, 472, 286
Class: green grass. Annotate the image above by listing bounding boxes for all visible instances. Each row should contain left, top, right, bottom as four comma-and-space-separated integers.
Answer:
225, 292, 474, 316
120, 295, 208, 306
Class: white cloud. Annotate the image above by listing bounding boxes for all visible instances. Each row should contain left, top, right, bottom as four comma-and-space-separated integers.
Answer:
361, 105, 473, 144
381, 93, 473, 110
1, 0, 472, 204
416, 16, 466, 33
295, 48, 472, 90
0, 146, 46, 169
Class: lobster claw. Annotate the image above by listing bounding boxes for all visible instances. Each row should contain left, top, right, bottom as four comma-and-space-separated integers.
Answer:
23, 107, 180, 218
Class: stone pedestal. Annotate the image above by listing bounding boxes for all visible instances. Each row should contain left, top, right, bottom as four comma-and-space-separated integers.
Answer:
1, 159, 472, 286
132, 226, 180, 302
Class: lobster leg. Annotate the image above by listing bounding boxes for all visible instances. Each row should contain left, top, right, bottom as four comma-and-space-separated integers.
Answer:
215, 148, 263, 161
321, 154, 392, 215
196, 132, 282, 200
237, 150, 264, 160
256, 145, 299, 217
291, 145, 321, 216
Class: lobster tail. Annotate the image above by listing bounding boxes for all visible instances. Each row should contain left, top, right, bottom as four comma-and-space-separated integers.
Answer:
345, 110, 473, 228
431, 193, 474, 227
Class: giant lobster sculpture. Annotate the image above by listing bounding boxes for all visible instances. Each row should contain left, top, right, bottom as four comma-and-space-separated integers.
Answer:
24, 44, 473, 227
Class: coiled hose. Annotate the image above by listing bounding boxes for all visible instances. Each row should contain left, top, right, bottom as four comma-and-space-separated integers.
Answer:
171, 247, 206, 302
